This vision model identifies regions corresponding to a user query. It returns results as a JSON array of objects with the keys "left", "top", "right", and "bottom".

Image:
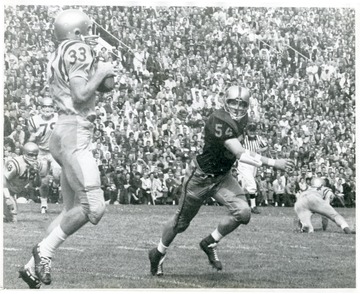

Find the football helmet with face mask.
[
  {"left": 54, "top": 9, "right": 98, "bottom": 45},
  {"left": 223, "top": 86, "right": 250, "bottom": 120},
  {"left": 22, "top": 142, "right": 39, "bottom": 167},
  {"left": 41, "top": 97, "right": 55, "bottom": 119},
  {"left": 311, "top": 177, "right": 325, "bottom": 188}
]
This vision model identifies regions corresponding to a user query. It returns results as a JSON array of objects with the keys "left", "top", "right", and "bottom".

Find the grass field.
[{"left": 2, "top": 202, "right": 356, "bottom": 290}]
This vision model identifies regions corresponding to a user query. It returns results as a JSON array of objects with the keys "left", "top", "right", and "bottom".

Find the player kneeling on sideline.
[
  {"left": 3, "top": 142, "right": 41, "bottom": 223},
  {"left": 149, "top": 86, "right": 295, "bottom": 276},
  {"left": 294, "top": 177, "right": 355, "bottom": 234}
]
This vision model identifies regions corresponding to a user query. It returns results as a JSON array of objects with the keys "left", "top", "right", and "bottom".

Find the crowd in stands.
[{"left": 3, "top": 5, "right": 356, "bottom": 207}]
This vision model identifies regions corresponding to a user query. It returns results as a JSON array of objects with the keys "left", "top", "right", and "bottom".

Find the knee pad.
[
  {"left": 82, "top": 188, "right": 105, "bottom": 225},
  {"left": 40, "top": 179, "right": 50, "bottom": 197},
  {"left": 232, "top": 205, "right": 251, "bottom": 225}
]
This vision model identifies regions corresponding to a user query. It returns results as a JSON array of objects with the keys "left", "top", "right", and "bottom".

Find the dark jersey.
[{"left": 197, "top": 109, "right": 248, "bottom": 175}]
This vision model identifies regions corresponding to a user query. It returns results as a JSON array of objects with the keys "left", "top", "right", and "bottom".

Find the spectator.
[{"left": 3, "top": 5, "right": 356, "bottom": 208}]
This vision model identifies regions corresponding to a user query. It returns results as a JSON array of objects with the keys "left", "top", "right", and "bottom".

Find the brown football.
[{"left": 97, "top": 75, "right": 115, "bottom": 93}]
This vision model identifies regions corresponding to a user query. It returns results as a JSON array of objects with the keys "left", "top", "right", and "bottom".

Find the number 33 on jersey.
[{"left": 47, "top": 40, "right": 95, "bottom": 86}]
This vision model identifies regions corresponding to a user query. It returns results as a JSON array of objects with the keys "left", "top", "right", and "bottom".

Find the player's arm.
[
  {"left": 27, "top": 117, "right": 43, "bottom": 142},
  {"left": 3, "top": 160, "right": 18, "bottom": 182},
  {"left": 70, "top": 61, "right": 115, "bottom": 103},
  {"left": 3, "top": 183, "right": 14, "bottom": 213},
  {"left": 3, "top": 161, "right": 17, "bottom": 206},
  {"left": 256, "top": 136, "right": 269, "bottom": 153},
  {"left": 224, "top": 138, "right": 294, "bottom": 171},
  {"left": 257, "top": 146, "right": 268, "bottom": 153},
  {"left": 3, "top": 176, "right": 12, "bottom": 199},
  {"left": 66, "top": 43, "right": 115, "bottom": 103},
  {"left": 30, "top": 163, "right": 42, "bottom": 188}
]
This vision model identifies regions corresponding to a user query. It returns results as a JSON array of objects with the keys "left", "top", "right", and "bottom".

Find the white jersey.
[
  {"left": 28, "top": 114, "right": 58, "bottom": 151},
  {"left": 47, "top": 39, "right": 97, "bottom": 118},
  {"left": 299, "top": 186, "right": 334, "bottom": 203},
  {"left": 4, "top": 156, "right": 41, "bottom": 194}
]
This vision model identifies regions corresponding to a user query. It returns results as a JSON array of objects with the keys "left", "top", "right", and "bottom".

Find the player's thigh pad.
[
  {"left": 53, "top": 118, "right": 105, "bottom": 224},
  {"left": 214, "top": 173, "right": 251, "bottom": 224},
  {"left": 173, "top": 194, "right": 204, "bottom": 233},
  {"left": 173, "top": 165, "right": 213, "bottom": 233}
]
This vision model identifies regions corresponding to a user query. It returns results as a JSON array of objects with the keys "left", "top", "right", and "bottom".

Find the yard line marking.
[
  {"left": 289, "top": 245, "right": 308, "bottom": 249},
  {"left": 4, "top": 247, "right": 22, "bottom": 251},
  {"left": 116, "top": 245, "right": 147, "bottom": 251},
  {"left": 59, "top": 247, "right": 84, "bottom": 252}
]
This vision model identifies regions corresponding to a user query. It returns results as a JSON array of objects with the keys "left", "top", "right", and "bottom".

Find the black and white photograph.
[{"left": 2, "top": 0, "right": 357, "bottom": 292}]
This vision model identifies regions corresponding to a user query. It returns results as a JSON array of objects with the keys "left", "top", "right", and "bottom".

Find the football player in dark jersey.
[{"left": 149, "top": 86, "right": 295, "bottom": 275}]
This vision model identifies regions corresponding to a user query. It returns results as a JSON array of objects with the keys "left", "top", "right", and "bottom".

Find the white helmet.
[
  {"left": 23, "top": 142, "right": 39, "bottom": 166},
  {"left": 41, "top": 97, "right": 55, "bottom": 118},
  {"left": 54, "top": 9, "right": 98, "bottom": 45},
  {"left": 311, "top": 177, "right": 325, "bottom": 188},
  {"left": 223, "top": 86, "right": 250, "bottom": 120}
]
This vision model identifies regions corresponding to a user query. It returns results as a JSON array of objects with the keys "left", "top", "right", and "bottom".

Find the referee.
[{"left": 237, "top": 121, "right": 268, "bottom": 213}]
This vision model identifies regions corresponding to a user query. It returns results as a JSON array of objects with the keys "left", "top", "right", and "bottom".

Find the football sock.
[
  {"left": 250, "top": 197, "right": 256, "bottom": 208},
  {"left": 211, "top": 228, "right": 223, "bottom": 242},
  {"left": 157, "top": 239, "right": 168, "bottom": 254},
  {"left": 39, "top": 225, "right": 68, "bottom": 258},
  {"left": 343, "top": 227, "right": 352, "bottom": 234},
  {"left": 40, "top": 197, "right": 48, "bottom": 209}
]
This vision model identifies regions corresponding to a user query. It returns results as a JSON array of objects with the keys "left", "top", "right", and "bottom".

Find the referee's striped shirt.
[{"left": 242, "top": 135, "right": 268, "bottom": 153}]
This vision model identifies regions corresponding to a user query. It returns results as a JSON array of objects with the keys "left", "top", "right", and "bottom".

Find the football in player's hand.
[{"left": 97, "top": 75, "right": 115, "bottom": 93}]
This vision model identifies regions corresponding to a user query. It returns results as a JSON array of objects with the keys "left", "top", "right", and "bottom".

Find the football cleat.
[
  {"left": 344, "top": 227, "right": 356, "bottom": 234},
  {"left": 32, "top": 244, "right": 52, "bottom": 285},
  {"left": 148, "top": 248, "right": 166, "bottom": 276},
  {"left": 18, "top": 267, "right": 41, "bottom": 289},
  {"left": 199, "top": 235, "right": 223, "bottom": 271},
  {"left": 156, "top": 255, "right": 166, "bottom": 276},
  {"left": 251, "top": 207, "right": 260, "bottom": 214}
]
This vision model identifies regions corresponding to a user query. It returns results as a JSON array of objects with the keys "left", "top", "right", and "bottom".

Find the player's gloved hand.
[
  {"left": 30, "top": 161, "right": 40, "bottom": 171},
  {"left": 29, "top": 165, "right": 40, "bottom": 177},
  {"left": 274, "top": 159, "right": 295, "bottom": 171}
]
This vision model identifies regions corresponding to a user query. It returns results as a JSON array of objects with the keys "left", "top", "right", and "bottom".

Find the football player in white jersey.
[
  {"left": 28, "top": 97, "right": 60, "bottom": 214},
  {"left": 294, "top": 177, "right": 355, "bottom": 234},
  {"left": 19, "top": 9, "right": 115, "bottom": 289},
  {"left": 4, "top": 142, "right": 41, "bottom": 223}
]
